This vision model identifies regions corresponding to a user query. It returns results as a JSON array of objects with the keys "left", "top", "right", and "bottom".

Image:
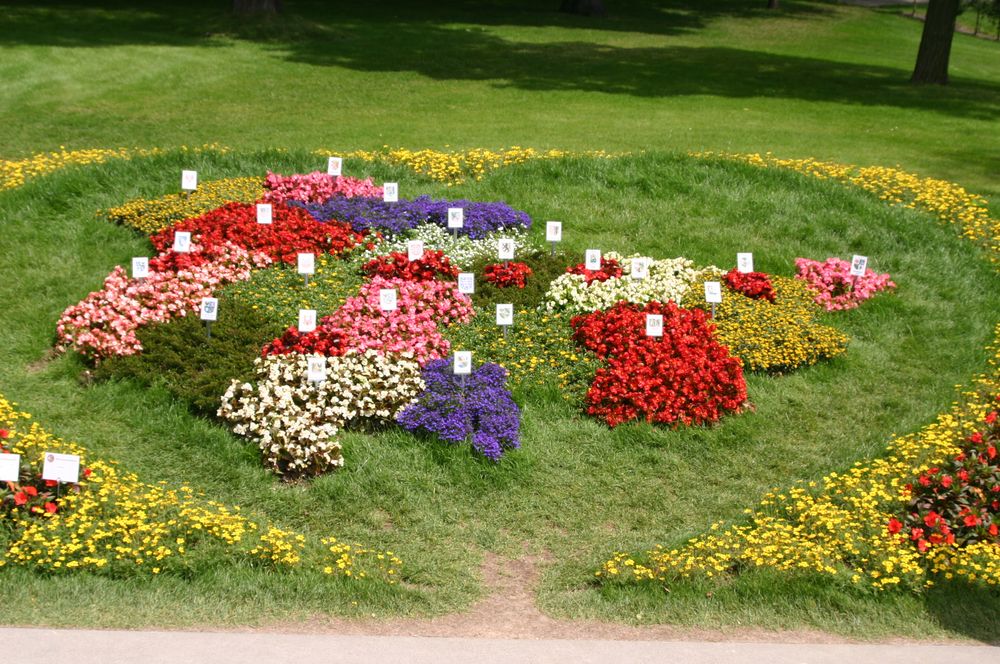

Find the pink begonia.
[
  {"left": 261, "top": 171, "right": 383, "bottom": 204},
  {"left": 56, "top": 242, "right": 271, "bottom": 361},
  {"left": 794, "top": 257, "right": 896, "bottom": 311}
]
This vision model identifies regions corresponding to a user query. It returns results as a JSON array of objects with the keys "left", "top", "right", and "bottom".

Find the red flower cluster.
[
  {"left": 262, "top": 323, "right": 347, "bottom": 357},
  {"left": 725, "top": 269, "right": 776, "bottom": 303},
  {"left": 892, "top": 403, "right": 1000, "bottom": 552},
  {"left": 567, "top": 258, "right": 623, "bottom": 284},
  {"left": 150, "top": 203, "right": 365, "bottom": 266},
  {"left": 361, "top": 250, "right": 459, "bottom": 282},
  {"left": 570, "top": 301, "right": 747, "bottom": 427},
  {"left": 483, "top": 262, "right": 533, "bottom": 289},
  {"left": 1, "top": 444, "right": 91, "bottom": 519}
]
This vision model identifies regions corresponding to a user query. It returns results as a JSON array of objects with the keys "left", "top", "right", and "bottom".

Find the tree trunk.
[
  {"left": 911, "top": 0, "right": 960, "bottom": 84},
  {"left": 767, "top": 0, "right": 780, "bottom": 9},
  {"left": 233, "top": 0, "right": 281, "bottom": 14},
  {"left": 560, "top": 0, "right": 606, "bottom": 17}
]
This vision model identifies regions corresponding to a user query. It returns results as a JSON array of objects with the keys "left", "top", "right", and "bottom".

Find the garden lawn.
[
  {"left": 0, "top": 149, "right": 998, "bottom": 640},
  {"left": 0, "top": 0, "right": 999, "bottom": 208}
]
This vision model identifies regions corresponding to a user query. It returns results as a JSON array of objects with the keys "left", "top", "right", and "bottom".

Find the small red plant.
[
  {"left": 361, "top": 250, "right": 459, "bottom": 282},
  {"left": 891, "top": 400, "right": 1000, "bottom": 553},
  {"left": 725, "top": 269, "right": 776, "bottom": 303},
  {"left": 567, "top": 257, "right": 623, "bottom": 284},
  {"left": 483, "top": 261, "right": 533, "bottom": 289},
  {"left": 571, "top": 301, "right": 747, "bottom": 428}
]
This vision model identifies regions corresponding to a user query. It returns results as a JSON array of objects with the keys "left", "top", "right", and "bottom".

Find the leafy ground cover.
[{"left": 0, "top": 148, "right": 998, "bottom": 640}]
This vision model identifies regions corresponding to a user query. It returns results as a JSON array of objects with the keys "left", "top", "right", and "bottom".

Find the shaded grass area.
[
  {"left": 1, "top": 0, "right": 999, "bottom": 202},
  {"left": 0, "top": 149, "right": 998, "bottom": 639}
]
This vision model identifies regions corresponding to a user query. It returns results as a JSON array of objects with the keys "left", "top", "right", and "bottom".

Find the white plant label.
[
  {"left": 704, "top": 281, "right": 723, "bottom": 304},
  {"left": 200, "top": 297, "right": 219, "bottom": 321},
  {"left": 447, "top": 207, "right": 464, "bottom": 229},
  {"left": 585, "top": 249, "right": 601, "bottom": 271},
  {"left": 327, "top": 156, "right": 343, "bottom": 176},
  {"left": 307, "top": 355, "right": 327, "bottom": 383},
  {"left": 631, "top": 257, "right": 649, "bottom": 280},
  {"left": 256, "top": 203, "right": 273, "bottom": 225},
  {"left": 181, "top": 170, "right": 198, "bottom": 191},
  {"left": 498, "top": 238, "right": 515, "bottom": 261},
  {"left": 496, "top": 303, "right": 514, "bottom": 326},
  {"left": 298, "top": 309, "right": 317, "bottom": 333},
  {"left": 383, "top": 182, "right": 399, "bottom": 203},
  {"left": 645, "top": 313, "right": 663, "bottom": 337},
  {"left": 131, "top": 257, "right": 149, "bottom": 280},
  {"left": 546, "top": 221, "right": 562, "bottom": 242},
  {"left": 407, "top": 240, "right": 425, "bottom": 261},
  {"left": 850, "top": 255, "right": 868, "bottom": 277},
  {"left": 0, "top": 453, "right": 20, "bottom": 482},
  {"left": 453, "top": 350, "right": 472, "bottom": 375},
  {"left": 297, "top": 253, "right": 315, "bottom": 275},
  {"left": 172, "top": 231, "right": 192, "bottom": 253},
  {"left": 379, "top": 288, "right": 397, "bottom": 311},
  {"left": 737, "top": 252, "right": 754, "bottom": 273},
  {"left": 42, "top": 452, "right": 80, "bottom": 484},
  {"left": 458, "top": 272, "right": 475, "bottom": 294}
]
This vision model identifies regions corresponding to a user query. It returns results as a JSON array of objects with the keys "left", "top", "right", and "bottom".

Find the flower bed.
[
  {"left": 795, "top": 257, "right": 896, "bottom": 311},
  {"left": 106, "top": 177, "right": 265, "bottom": 234},
  {"left": 262, "top": 171, "right": 383, "bottom": 204}
]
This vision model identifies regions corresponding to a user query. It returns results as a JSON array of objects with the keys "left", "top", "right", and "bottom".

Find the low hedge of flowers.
[
  {"left": 795, "top": 257, "right": 896, "bottom": 311},
  {"left": 0, "top": 394, "right": 402, "bottom": 580},
  {"left": 262, "top": 171, "right": 383, "bottom": 204},
  {"left": 106, "top": 177, "right": 266, "bottom": 234},
  {"left": 359, "top": 224, "right": 532, "bottom": 270}
]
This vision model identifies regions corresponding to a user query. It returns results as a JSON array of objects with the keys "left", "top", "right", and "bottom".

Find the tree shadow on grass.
[{"left": 922, "top": 581, "right": 1000, "bottom": 644}]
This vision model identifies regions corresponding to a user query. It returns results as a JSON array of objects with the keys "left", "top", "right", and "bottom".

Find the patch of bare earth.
[{"left": 256, "top": 552, "right": 950, "bottom": 644}]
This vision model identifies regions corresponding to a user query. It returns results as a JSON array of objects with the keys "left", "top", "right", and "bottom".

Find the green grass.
[
  {"left": 1, "top": 0, "right": 999, "bottom": 205},
  {"left": 1, "top": 148, "right": 998, "bottom": 640}
]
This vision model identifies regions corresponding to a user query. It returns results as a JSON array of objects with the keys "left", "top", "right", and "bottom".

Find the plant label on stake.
[
  {"left": 585, "top": 249, "right": 601, "bottom": 271},
  {"left": 645, "top": 313, "right": 663, "bottom": 338},
  {"left": 0, "top": 453, "right": 20, "bottom": 482},
  {"left": 546, "top": 221, "right": 562, "bottom": 256},
  {"left": 850, "top": 255, "right": 868, "bottom": 277},
  {"left": 307, "top": 355, "right": 327, "bottom": 383},
  {"left": 327, "top": 156, "right": 343, "bottom": 176},
  {"left": 453, "top": 350, "right": 472, "bottom": 388},
  {"left": 458, "top": 272, "right": 475, "bottom": 294},
  {"left": 496, "top": 303, "right": 513, "bottom": 339},
  {"left": 181, "top": 170, "right": 198, "bottom": 192},
  {"left": 379, "top": 288, "right": 397, "bottom": 311},
  {"left": 132, "top": 257, "right": 149, "bottom": 280},
  {"left": 448, "top": 207, "right": 464, "bottom": 238},
  {"left": 631, "top": 257, "right": 649, "bottom": 281},
  {"left": 704, "top": 281, "right": 722, "bottom": 318},
  {"left": 737, "top": 252, "right": 754, "bottom": 273},
  {"left": 298, "top": 309, "right": 317, "bottom": 333},
  {"left": 383, "top": 182, "right": 399, "bottom": 203},
  {"left": 256, "top": 203, "right": 273, "bottom": 225},
  {"left": 407, "top": 240, "right": 424, "bottom": 261},
  {"left": 297, "top": 252, "right": 315, "bottom": 287},
  {"left": 498, "top": 238, "right": 515, "bottom": 263},
  {"left": 172, "top": 231, "right": 192, "bottom": 253},
  {"left": 42, "top": 452, "right": 80, "bottom": 484},
  {"left": 200, "top": 297, "right": 218, "bottom": 338}
]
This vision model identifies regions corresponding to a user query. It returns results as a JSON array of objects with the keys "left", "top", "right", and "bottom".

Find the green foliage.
[
  {"left": 469, "top": 249, "right": 573, "bottom": 312},
  {"left": 94, "top": 296, "right": 284, "bottom": 418}
]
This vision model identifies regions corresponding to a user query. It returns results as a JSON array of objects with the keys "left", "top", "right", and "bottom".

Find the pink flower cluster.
[
  {"left": 261, "top": 171, "right": 383, "bottom": 204},
  {"left": 56, "top": 242, "right": 271, "bottom": 361},
  {"left": 264, "top": 276, "right": 473, "bottom": 364},
  {"left": 794, "top": 257, "right": 896, "bottom": 311}
]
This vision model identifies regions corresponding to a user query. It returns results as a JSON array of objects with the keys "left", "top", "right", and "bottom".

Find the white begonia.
[
  {"left": 357, "top": 223, "right": 538, "bottom": 270},
  {"left": 218, "top": 350, "right": 425, "bottom": 478},
  {"left": 541, "top": 253, "right": 712, "bottom": 314}
]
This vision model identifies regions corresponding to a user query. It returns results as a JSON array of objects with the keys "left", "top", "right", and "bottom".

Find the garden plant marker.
[
  {"left": 737, "top": 252, "right": 754, "bottom": 273},
  {"left": 646, "top": 313, "right": 663, "bottom": 338},
  {"left": 546, "top": 221, "right": 562, "bottom": 256},
  {"left": 306, "top": 355, "right": 327, "bottom": 383},
  {"left": 181, "top": 169, "right": 198, "bottom": 193},
  {"left": 585, "top": 249, "right": 601, "bottom": 271},
  {"left": 448, "top": 207, "right": 464, "bottom": 238},
  {"left": 496, "top": 303, "right": 514, "bottom": 339},
  {"left": 458, "top": 272, "right": 475, "bottom": 294},
  {"left": 172, "top": 231, "right": 192, "bottom": 253},
  {"left": 131, "top": 256, "right": 149, "bottom": 281},
  {"left": 0, "top": 453, "right": 20, "bottom": 482},
  {"left": 298, "top": 309, "right": 317, "bottom": 334},
  {"left": 327, "top": 156, "right": 343, "bottom": 176},
  {"left": 498, "top": 238, "right": 515, "bottom": 264},
  {"left": 297, "top": 252, "right": 315, "bottom": 287},
  {"left": 383, "top": 182, "right": 399, "bottom": 203},
  {"left": 256, "top": 203, "right": 272, "bottom": 225},
  {"left": 379, "top": 288, "right": 397, "bottom": 311},
  {"left": 705, "top": 281, "right": 722, "bottom": 317},
  {"left": 631, "top": 257, "right": 649, "bottom": 281},
  {"left": 200, "top": 297, "right": 218, "bottom": 338},
  {"left": 407, "top": 240, "right": 424, "bottom": 261}
]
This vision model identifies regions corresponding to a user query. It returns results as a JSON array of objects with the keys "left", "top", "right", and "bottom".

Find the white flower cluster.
[
  {"left": 542, "top": 253, "right": 709, "bottom": 314},
  {"left": 358, "top": 223, "right": 536, "bottom": 269},
  {"left": 218, "top": 350, "right": 425, "bottom": 478}
]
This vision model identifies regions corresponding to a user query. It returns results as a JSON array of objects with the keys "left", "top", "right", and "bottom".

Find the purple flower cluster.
[
  {"left": 396, "top": 358, "right": 521, "bottom": 461},
  {"left": 297, "top": 195, "right": 532, "bottom": 239}
]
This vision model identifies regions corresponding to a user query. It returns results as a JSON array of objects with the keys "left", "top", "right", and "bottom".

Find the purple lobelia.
[
  {"left": 296, "top": 195, "right": 531, "bottom": 239},
  {"left": 396, "top": 357, "right": 521, "bottom": 461}
]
